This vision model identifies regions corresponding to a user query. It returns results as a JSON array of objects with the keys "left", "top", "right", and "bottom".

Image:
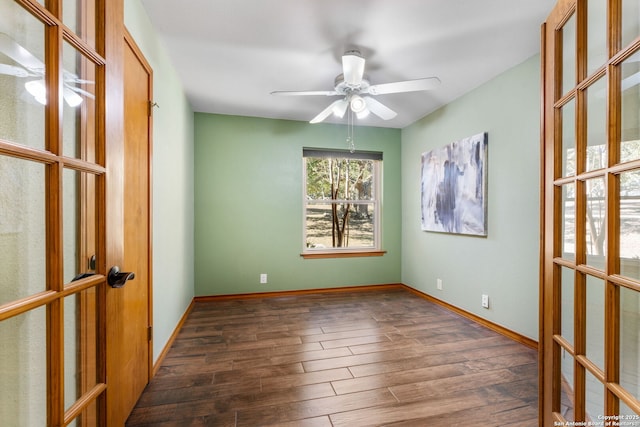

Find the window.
[{"left": 302, "top": 148, "right": 383, "bottom": 258}]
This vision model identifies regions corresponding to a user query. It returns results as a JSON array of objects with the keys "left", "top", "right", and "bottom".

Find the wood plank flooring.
[{"left": 126, "top": 288, "right": 538, "bottom": 426}]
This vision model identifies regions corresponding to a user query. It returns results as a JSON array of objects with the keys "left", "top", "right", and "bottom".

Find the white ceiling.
[{"left": 139, "top": 0, "right": 555, "bottom": 129}]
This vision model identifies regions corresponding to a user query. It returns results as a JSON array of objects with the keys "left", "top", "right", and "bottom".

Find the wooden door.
[
  {"left": 0, "top": 0, "right": 116, "bottom": 425},
  {"left": 104, "top": 32, "right": 154, "bottom": 425},
  {"left": 541, "top": 0, "right": 640, "bottom": 425}
]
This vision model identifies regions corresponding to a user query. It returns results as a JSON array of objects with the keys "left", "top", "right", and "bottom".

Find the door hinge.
[
  {"left": 148, "top": 101, "right": 159, "bottom": 117},
  {"left": 147, "top": 326, "right": 153, "bottom": 342}
]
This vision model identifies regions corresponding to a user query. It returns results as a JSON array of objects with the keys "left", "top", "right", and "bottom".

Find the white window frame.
[{"left": 301, "top": 148, "right": 383, "bottom": 258}]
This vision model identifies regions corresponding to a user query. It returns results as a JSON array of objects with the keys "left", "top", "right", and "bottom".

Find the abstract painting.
[{"left": 421, "top": 132, "right": 488, "bottom": 236}]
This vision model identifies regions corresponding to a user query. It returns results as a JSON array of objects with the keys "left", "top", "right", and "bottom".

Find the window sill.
[{"left": 300, "top": 250, "right": 386, "bottom": 259}]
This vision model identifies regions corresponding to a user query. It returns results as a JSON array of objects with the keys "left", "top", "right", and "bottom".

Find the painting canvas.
[{"left": 421, "top": 132, "right": 488, "bottom": 236}]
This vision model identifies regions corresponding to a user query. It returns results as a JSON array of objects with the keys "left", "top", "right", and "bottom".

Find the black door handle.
[{"left": 108, "top": 266, "right": 135, "bottom": 288}]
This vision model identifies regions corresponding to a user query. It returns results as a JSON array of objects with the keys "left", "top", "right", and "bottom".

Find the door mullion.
[{"left": 45, "top": 17, "right": 65, "bottom": 427}]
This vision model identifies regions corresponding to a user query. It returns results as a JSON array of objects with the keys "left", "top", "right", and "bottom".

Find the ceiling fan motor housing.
[{"left": 334, "top": 74, "right": 370, "bottom": 94}]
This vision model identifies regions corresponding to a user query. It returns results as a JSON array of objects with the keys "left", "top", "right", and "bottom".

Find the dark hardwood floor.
[{"left": 126, "top": 288, "right": 538, "bottom": 426}]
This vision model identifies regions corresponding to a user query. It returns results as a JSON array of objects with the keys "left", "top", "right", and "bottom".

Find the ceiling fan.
[
  {"left": 0, "top": 32, "right": 94, "bottom": 107},
  {"left": 271, "top": 49, "right": 440, "bottom": 124}
]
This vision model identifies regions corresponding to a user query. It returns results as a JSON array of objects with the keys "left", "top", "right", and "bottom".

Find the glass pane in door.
[
  {"left": 62, "top": 41, "right": 97, "bottom": 161},
  {"left": 0, "top": 157, "right": 46, "bottom": 306},
  {"left": 620, "top": 400, "right": 640, "bottom": 419},
  {"left": 563, "top": 14, "right": 577, "bottom": 95},
  {"left": 621, "top": 52, "right": 640, "bottom": 164},
  {"left": 620, "top": 170, "right": 640, "bottom": 280},
  {"left": 63, "top": 169, "right": 96, "bottom": 283},
  {"left": 0, "top": 0, "right": 46, "bottom": 150},
  {"left": 0, "top": 306, "right": 47, "bottom": 425},
  {"left": 586, "top": 78, "right": 607, "bottom": 171},
  {"left": 64, "top": 288, "right": 98, "bottom": 410},
  {"left": 587, "top": 0, "right": 607, "bottom": 76},
  {"left": 562, "top": 100, "right": 577, "bottom": 177},
  {"left": 562, "top": 266, "right": 576, "bottom": 347},
  {"left": 62, "top": 0, "right": 97, "bottom": 48},
  {"left": 585, "top": 177, "right": 607, "bottom": 264},
  {"left": 622, "top": 0, "right": 640, "bottom": 49},
  {"left": 585, "top": 276, "right": 605, "bottom": 370},
  {"left": 620, "top": 286, "right": 640, "bottom": 401},
  {"left": 585, "top": 369, "right": 605, "bottom": 423},
  {"left": 560, "top": 349, "right": 576, "bottom": 421},
  {"left": 563, "top": 183, "right": 577, "bottom": 259},
  {"left": 63, "top": 168, "right": 80, "bottom": 283}
]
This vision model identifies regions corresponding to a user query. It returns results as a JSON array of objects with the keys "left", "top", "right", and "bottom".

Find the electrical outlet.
[
  {"left": 260, "top": 273, "right": 267, "bottom": 284},
  {"left": 436, "top": 278, "right": 443, "bottom": 290},
  {"left": 481, "top": 294, "right": 489, "bottom": 309}
]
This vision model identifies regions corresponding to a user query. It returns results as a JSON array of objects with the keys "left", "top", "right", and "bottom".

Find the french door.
[
  {"left": 0, "top": 0, "right": 124, "bottom": 425},
  {"left": 542, "top": 0, "right": 640, "bottom": 425}
]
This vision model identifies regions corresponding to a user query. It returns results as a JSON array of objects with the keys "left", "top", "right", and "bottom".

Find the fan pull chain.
[{"left": 347, "top": 109, "right": 355, "bottom": 153}]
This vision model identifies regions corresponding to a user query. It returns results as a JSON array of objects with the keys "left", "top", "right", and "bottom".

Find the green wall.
[
  {"left": 194, "top": 114, "right": 402, "bottom": 295},
  {"left": 401, "top": 55, "right": 541, "bottom": 340},
  {"left": 125, "top": 0, "right": 195, "bottom": 363}
]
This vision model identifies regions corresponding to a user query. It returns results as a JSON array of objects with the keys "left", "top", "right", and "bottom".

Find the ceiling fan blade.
[
  {"left": 0, "top": 63, "right": 30, "bottom": 77},
  {"left": 0, "top": 33, "right": 45, "bottom": 72},
  {"left": 367, "top": 77, "right": 441, "bottom": 95},
  {"left": 271, "top": 90, "right": 339, "bottom": 96},
  {"left": 310, "top": 99, "right": 346, "bottom": 124},
  {"left": 363, "top": 96, "right": 397, "bottom": 120},
  {"left": 332, "top": 98, "right": 349, "bottom": 118},
  {"left": 342, "top": 50, "right": 365, "bottom": 86}
]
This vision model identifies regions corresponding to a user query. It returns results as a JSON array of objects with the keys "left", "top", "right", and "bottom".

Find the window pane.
[
  {"left": 585, "top": 276, "right": 605, "bottom": 370},
  {"left": 563, "top": 183, "right": 576, "bottom": 260},
  {"left": 587, "top": 0, "right": 608, "bottom": 76},
  {"left": 0, "top": 306, "right": 47, "bottom": 425},
  {"left": 305, "top": 157, "right": 374, "bottom": 201},
  {"left": 62, "top": 0, "right": 97, "bottom": 48},
  {"left": 65, "top": 288, "right": 99, "bottom": 410},
  {"left": 621, "top": 51, "right": 640, "bottom": 164},
  {"left": 0, "top": 157, "right": 46, "bottom": 306},
  {"left": 620, "top": 286, "right": 640, "bottom": 402},
  {"left": 561, "top": 266, "right": 575, "bottom": 347},
  {"left": 305, "top": 203, "right": 375, "bottom": 249},
  {"left": 620, "top": 170, "right": 640, "bottom": 280},
  {"left": 586, "top": 77, "right": 607, "bottom": 171},
  {"left": 562, "top": 99, "right": 576, "bottom": 177},
  {"left": 563, "top": 14, "right": 577, "bottom": 95},
  {"left": 62, "top": 41, "right": 97, "bottom": 161},
  {"left": 585, "top": 177, "right": 606, "bottom": 263},
  {"left": 0, "top": 0, "right": 46, "bottom": 150},
  {"left": 622, "top": 0, "right": 640, "bottom": 49}
]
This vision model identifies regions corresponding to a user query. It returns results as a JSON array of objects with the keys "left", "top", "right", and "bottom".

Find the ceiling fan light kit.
[{"left": 349, "top": 95, "right": 367, "bottom": 113}]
